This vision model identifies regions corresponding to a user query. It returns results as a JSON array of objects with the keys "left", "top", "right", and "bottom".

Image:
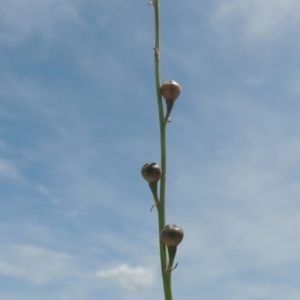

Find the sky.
[{"left": 1, "top": 0, "right": 300, "bottom": 299}]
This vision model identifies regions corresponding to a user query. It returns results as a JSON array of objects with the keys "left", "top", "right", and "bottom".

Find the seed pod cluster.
[{"left": 142, "top": 76, "right": 184, "bottom": 274}]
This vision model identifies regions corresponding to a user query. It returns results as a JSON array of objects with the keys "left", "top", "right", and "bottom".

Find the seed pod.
[
  {"left": 141, "top": 163, "right": 162, "bottom": 184},
  {"left": 161, "top": 80, "right": 181, "bottom": 102},
  {"left": 161, "top": 224, "right": 184, "bottom": 247}
]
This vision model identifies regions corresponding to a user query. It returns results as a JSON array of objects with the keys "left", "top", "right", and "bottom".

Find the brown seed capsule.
[
  {"left": 141, "top": 163, "right": 162, "bottom": 184},
  {"left": 161, "top": 80, "right": 181, "bottom": 102},
  {"left": 161, "top": 224, "right": 184, "bottom": 247}
]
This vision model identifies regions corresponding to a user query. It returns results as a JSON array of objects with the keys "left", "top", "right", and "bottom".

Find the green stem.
[{"left": 153, "top": 1, "right": 173, "bottom": 300}]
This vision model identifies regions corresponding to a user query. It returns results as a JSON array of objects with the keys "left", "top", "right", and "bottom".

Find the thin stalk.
[{"left": 153, "top": 1, "right": 173, "bottom": 300}]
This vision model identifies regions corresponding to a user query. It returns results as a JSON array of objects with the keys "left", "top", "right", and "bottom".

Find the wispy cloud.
[
  {"left": 0, "top": 0, "right": 83, "bottom": 46},
  {"left": 0, "top": 245, "right": 79, "bottom": 284},
  {"left": 97, "top": 264, "right": 156, "bottom": 291},
  {"left": 0, "top": 157, "right": 23, "bottom": 181},
  {"left": 211, "top": 0, "right": 300, "bottom": 41},
  {"left": 161, "top": 89, "right": 300, "bottom": 297}
]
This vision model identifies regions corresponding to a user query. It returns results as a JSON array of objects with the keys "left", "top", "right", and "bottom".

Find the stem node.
[
  {"left": 150, "top": 201, "right": 159, "bottom": 212},
  {"left": 153, "top": 47, "right": 160, "bottom": 57},
  {"left": 167, "top": 262, "right": 179, "bottom": 274}
]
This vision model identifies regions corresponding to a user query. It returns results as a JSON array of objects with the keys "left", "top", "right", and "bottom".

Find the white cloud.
[
  {"left": 97, "top": 264, "right": 156, "bottom": 291},
  {"left": 211, "top": 0, "right": 300, "bottom": 41},
  {"left": 0, "top": 245, "right": 79, "bottom": 284}
]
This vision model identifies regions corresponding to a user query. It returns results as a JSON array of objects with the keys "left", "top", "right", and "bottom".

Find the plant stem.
[{"left": 153, "top": 1, "right": 173, "bottom": 300}]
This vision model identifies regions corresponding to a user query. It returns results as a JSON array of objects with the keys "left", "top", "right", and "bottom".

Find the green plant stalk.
[{"left": 153, "top": 1, "right": 173, "bottom": 300}]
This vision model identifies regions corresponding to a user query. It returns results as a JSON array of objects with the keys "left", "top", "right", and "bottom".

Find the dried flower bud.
[
  {"left": 161, "top": 80, "right": 181, "bottom": 102},
  {"left": 161, "top": 224, "right": 184, "bottom": 247},
  {"left": 141, "top": 163, "right": 162, "bottom": 184}
]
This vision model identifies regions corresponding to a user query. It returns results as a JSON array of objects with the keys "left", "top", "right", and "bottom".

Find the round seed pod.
[
  {"left": 161, "top": 224, "right": 184, "bottom": 247},
  {"left": 141, "top": 163, "right": 162, "bottom": 184},
  {"left": 161, "top": 80, "right": 181, "bottom": 102}
]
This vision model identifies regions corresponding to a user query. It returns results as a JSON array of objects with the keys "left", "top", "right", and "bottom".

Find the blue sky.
[{"left": 1, "top": 0, "right": 300, "bottom": 299}]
